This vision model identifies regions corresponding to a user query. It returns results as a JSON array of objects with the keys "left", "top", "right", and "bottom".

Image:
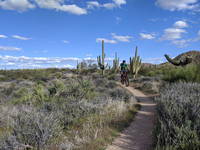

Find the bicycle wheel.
[
  {"left": 121, "top": 74, "right": 125, "bottom": 85},
  {"left": 125, "top": 76, "right": 129, "bottom": 87},
  {"left": 121, "top": 78, "right": 124, "bottom": 85}
]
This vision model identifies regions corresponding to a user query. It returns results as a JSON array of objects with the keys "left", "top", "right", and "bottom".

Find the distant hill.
[
  {"left": 160, "top": 50, "right": 200, "bottom": 66},
  {"left": 142, "top": 63, "right": 156, "bottom": 68},
  {"left": 174, "top": 51, "right": 200, "bottom": 64}
]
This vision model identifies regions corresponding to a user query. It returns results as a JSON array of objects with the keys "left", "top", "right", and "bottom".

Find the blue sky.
[{"left": 0, "top": 0, "right": 200, "bottom": 69}]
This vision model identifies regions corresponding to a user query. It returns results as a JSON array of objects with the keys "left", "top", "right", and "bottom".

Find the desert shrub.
[
  {"left": 53, "top": 72, "right": 63, "bottom": 79},
  {"left": 7, "top": 107, "right": 61, "bottom": 150},
  {"left": 154, "top": 82, "right": 200, "bottom": 150},
  {"left": 0, "top": 68, "right": 72, "bottom": 82},
  {"left": 106, "top": 72, "right": 118, "bottom": 81},
  {"left": 91, "top": 73, "right": 101, "bottom": 80},
  {"left": 13, "top": 87, "right": 30, "bottom": 99},
  {"left": 139, "top": 65, "right": 157, "bottom": 76},
  {"left": 105, "top": 81, "right": 117, "bottom": 89},
  {"left": 77, "top": 68, "right": 97, "bottom": 75},
  {"left": 133, "top": 77, "right": 162, "bottom": 94},
  {"left": 142, "top": 64, "right": 200, "bottom": 83},
  {"left": 163, "top": 65, "right": 200, "bottom": 83},
  {"left": 0, "top": 72, "right": 137, "bottom": 150},
  {"left": 11, "top": 78, "right": 97, "bottom": 105},
  {"left": 64, "top": 97, "right": 138, "bottom": 149},
  {"left": 1, "top": 83, "right": 16, "bottom": 96},
  {"left": 51, "top": 78, "right": 96, "bottom": 101},
  {"left": 93, "top": 77, "right": 108, "bottom": 87},
  {"left": 0, "top": 135, "right": 23, "bottom": 150},
  {"left": 11, "top": 84, "right": 48, "bottom": 105},
  {"left": 108, "top": 87, "right": 131, "bottom": 102},
  {"left": 57, "top": 100, "right": 101, "bottom": 129}
]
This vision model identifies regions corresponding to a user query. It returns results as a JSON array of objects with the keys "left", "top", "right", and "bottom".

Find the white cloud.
[
  {"left": 103, "top": 0, "right": 126, "bottom": 9},
  {"left": 111, "top": 33, "right": 132, "bottom": 42},
  {"left": 0, "top": 0, "right": 35, "bottom": 11},
  {"left": 170, "top": 30, "right": 200, "bottom": 47},
  {"left": 63, "top": 64, "right": 74, "bottom": 69},
  {"left": 156, "top": 0, "right": 199, "bottom": 11},
  {"left": 143, "top": 57, "right": 165, "bottom": 64},
  {"left": 96, "top": 38, "right": 117, "bottom": 44},
  {"left": 6, "top": 62, "right": 15, "bottom": 66},
  {"left": 96, "top": 33, "right": 132, "bottom": 44},
  {"left": 0, "top": 55, "right": 116, "bottom": 69},
  {"left": 160, "top": 26, "right": 200, "bottom": 47},
  {"left": 0, "top": 55, "right": 80, "bottom": 69},
  {"left": 0, "top": 34, "right": 7, "bottom": 38},
  {"left": 171, "top": 39, "right": 190, "bottom": 47},
  {"left": 159, "top": 20, "right": 193, "bottom": 47},
  {"left": 12, "top": 35, "right": 31, "bottom": 40},
  {"left": 113, "top": 0, "right": 126, "bottom": 6},
  {"left": 87, "top": 0, "right": 126, "bottom": 9},
  {"left": 174, "top": 20, "right": 188, "bottom": 28},
  {"left": 0, "top": 0, "right": 127, "bottom": 14},
  {"left": 198, "top": 30, "right": 200, "bottom": 36},
  {"left": 63, "top": 40, "right": 69, "bottom": 44},
  {"left": 59, "top": 4, "right": 87, "bottom": 15},
  {"left": 161, "top": 28, "right": 186, "bottom": 40},
  {"left": 0, "top": 46, "right": 21, "bottom": 51},
  {"left": 140, "top": 33, "right": 155, "bottom": 40},
  {"left": 87, "top": 1, "right": 100, "bottom": 9},
  {"left": 35, "top": 0, "right": 87, "bottom": 15},
  {"left": 103, "top": 3, "right": 116, "bottom": 9}
]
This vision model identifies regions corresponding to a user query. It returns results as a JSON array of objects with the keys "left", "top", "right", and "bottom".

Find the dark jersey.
[{"left": 120, "top": 63, "right": 128, "bottom": 71}]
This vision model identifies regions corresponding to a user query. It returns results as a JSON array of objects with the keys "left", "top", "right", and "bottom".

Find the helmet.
[{"left": 123, "top": 60, "right": 126, "bottom": 63}]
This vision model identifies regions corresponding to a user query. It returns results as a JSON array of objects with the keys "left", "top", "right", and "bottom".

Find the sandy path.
[{"left": 106, "top": 84, "right": 156, "bottom": 150}]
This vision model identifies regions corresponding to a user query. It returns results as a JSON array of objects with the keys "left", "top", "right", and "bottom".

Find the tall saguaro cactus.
[
  {"left": 130, "top": 46, "right": 142, "bottom": 79},
  {"left": 76, "top": 60, "right": 81, "bottom": 71},
  {"left": 113, "top": 52, "right": 119, "bottom": 72},
  {"left": 76, "top": 61, "right": 85, "bottom": 71},
  {"left": 97, "top": 40, "right": 107, "bottom": 75}
]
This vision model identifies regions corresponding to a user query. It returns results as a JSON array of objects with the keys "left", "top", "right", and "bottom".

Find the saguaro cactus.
[
  {"left": 77, "top": 60, "right": 88, "bottom": 71},
  {"left": 113, "top": 52, "right": 119, "bottom": 72},
  {"left": 76, "top": 60, "right": 81, "bottom": 71},
  {"left": 130, "top": 46, "right": 142, "bottom": 79},
  {"left": 97, "top": 40, "right": 107, "bottom": 75},
  {"left": 164, "top": 54, "right": 192, "bottom": 66}
]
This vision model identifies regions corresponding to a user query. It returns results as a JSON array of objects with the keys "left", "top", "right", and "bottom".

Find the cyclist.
[
  {"left": 120, "top": 60, "right": 129, "bottom": 85},
  {"left": 120, "top": 60, "right": 128, "bottom": 72}
]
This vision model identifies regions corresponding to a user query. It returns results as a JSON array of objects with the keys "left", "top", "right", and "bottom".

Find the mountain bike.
[{"left": 121, "top": 71, "right": 129, "bottom": 87}]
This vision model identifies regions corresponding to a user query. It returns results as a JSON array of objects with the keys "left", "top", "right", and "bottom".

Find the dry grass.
[
  {"left": 154, "top": 82, "right": 200, "bottom": 150},
  {"left": 0, "top": 69, "right": 138, "bottom": 150}
]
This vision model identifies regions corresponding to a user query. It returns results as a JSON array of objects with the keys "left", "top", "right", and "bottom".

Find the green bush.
[
  {"left": 163, "top": 65, "right": 200, "bottom": 82},
  {"left": 141, "top": 64, "right": 200, "bottom": 83},
  {"left": 154, "top": 82, "right": 200, "bottom": 150}
]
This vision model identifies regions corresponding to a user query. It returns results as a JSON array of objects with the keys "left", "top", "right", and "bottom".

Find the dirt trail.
[{"left": 106, "top": 84, "right": 157, "bottom": 150}]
